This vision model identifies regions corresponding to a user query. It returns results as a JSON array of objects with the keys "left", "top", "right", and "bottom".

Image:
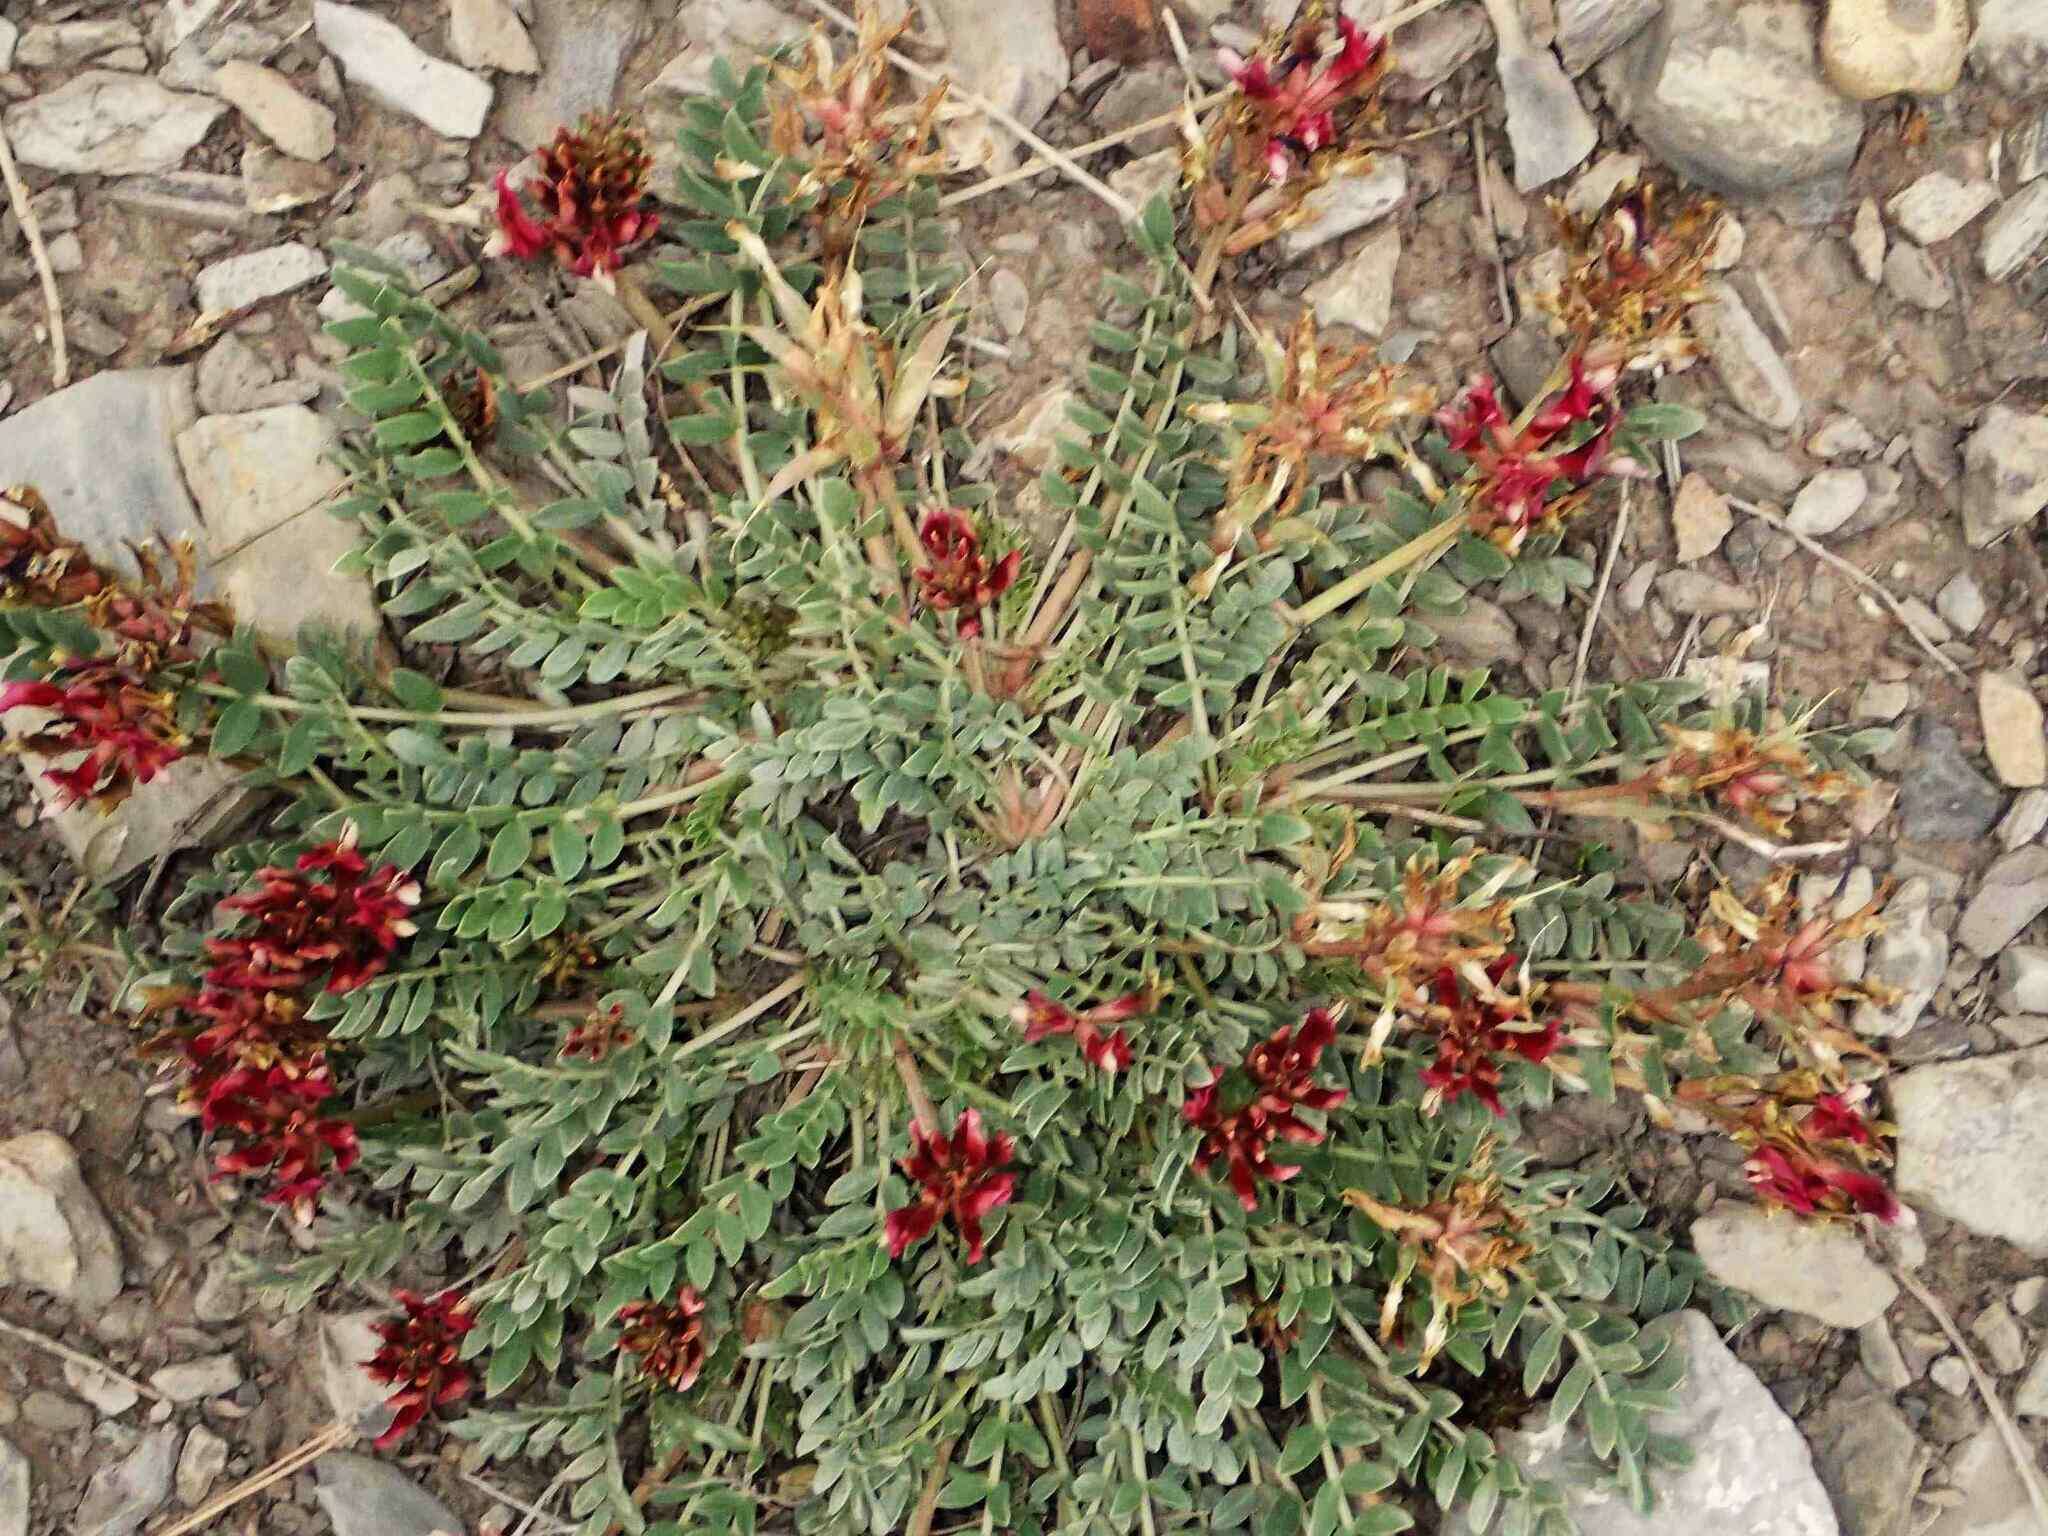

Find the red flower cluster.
[
  {"left": 617, "top": 1286, "right": 710, "bottom": 1391},
  {"left": 913, "top": 509, "right": 1020, "bottom": 639},
  {"left": 365, "top": 1289, "right": 477, "bottom": 1448},
  {"left": 1185, "top": 1009, "right": 1347, "bottom": 1211},
  {"left": 206, "top": 829, "right": 421, "bottom": 995},
  {"left": 204, "top": 1066, "right": 360, "bottom": 1226},
  {"left": 488, "top": 111, "right": 659, "bottom": 281},
  {"left": 1221, "top": 16, "right": 1383, "bottom": 183},
  {"left": 1417, "top": 958, "right": 1561, "bottom": 1117},
  {"left": 1012, "top": 988, "right": 1146, "bottom": 1073},
  {"left": 1436, "top": 358, "right": 1644, "bottom": 545},
  {"left": 886, "top": 1109, "right": 1018, "bottom": 1264},
  {"left": 0, "top": 673, "right": 187, "bottom": 814},
  {"left": 1744, "top": 1085, "right": 1899, "bottom": 1223}
]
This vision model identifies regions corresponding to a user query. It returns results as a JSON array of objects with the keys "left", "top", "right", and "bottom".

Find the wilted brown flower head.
[
  {"left": 1346, "top": 1156, "right": 1530, "bottom": 1367},
  {"left": 1, "top": 485, "right": 107, "bottom": 608},
  {"left": 1655, "top": 721, "right": 1851, "bottom": 838},
  {"left": 617, "top": 1286, "right": 710, "bottom": 1391},
  {"left": 561, "top": 1004, "right": 636, "bottom": 1061},
  {"left": 1300, "top": 852, "right": 1517, "bottom": 997},
  {"left": 1539, "top": 180, "right": 1721, "bottom": 376}
]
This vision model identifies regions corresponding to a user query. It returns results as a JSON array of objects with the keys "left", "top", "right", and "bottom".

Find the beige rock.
[
  {"left": 1669, "top": 471, "right": 1732, "bottom": 562},
  {"left": 213, "top": 61, "right": 336, "bottom": 162},
  {"left": 1820, "top": 0, "right": 1969, "bottom": 99},
  {"left": 1851, "top": 197, "right": 1886, "bottom": 283},
  {"left": 1981, "top": 670, "right": 2047, "bottom": 788},
  {"left": 449, "top": 0, "right": 539, "bottom": 73}
]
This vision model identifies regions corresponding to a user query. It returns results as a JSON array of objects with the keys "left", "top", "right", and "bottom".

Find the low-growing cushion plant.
[{"left": 0, "top": 9, "right": 1905, "bottom": 1536}]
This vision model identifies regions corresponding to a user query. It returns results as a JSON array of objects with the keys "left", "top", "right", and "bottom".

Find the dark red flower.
[
  {"left": 913, "top": 509, "right": 1020, "bottom": 638},
  {"left": 486, "top": 112, "right": 659, "bottom": 280},
  {"left": 617, "top": 1286, "right": 709, "bottom": 1391},
  {"left": 1, "top": 669, "right": 187, "bottom": 814},
  {"left": 202, "top": 1064, "right": 359, "bottom": 1225},
  {"left": 1011, "top": 988, "right": 1145, "bottom": 1073},
  {"left": 1417, "top": 957, "right": 1560, "bottom": 1117},
  {"left": 1435, "top": 356, "right": 1644, "bottom": 542},
  {"left": 1745, "top": 1145, "right": 1899, "bottom": 1224},
  {"left": 1185, "top": 1009, "right": 1347, "bottom": 1211},
  {"left": 886, "top": 1109, "right": 1017, "bottom": 1264},
  {"left": 364, "top": 1290, "right": 477, "bottom": 1449},
  {"left": 205, "top": 827, "right": 419, "bottom": 995},
  {"left": 1221, "top": 16, "right": 1384, "bottom": 183}
]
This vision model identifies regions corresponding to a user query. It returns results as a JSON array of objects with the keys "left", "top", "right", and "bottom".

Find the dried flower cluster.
[
  {"left": 1417, "top": 957, "right": 1562, "bottom": 1116},
  {"left": 617, "top": 1286, "right": 711, "bottom": 1391},
  {"left": 489, "top": 111, "right": 659, "bottom": 281}
]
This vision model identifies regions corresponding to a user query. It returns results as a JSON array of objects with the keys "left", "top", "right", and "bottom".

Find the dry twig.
[
  {"left": 149, "top": 1421, "right": 353, "bottom": 1536},
  {"left": 0, "top": 1316, "right": 164, "bottom": 1403},
  {"left": 1670, "top": 811, "right": 1848, "bottom": 864},
  {"left": 1568, "top": 481, "right": 1632, "bottom": 703},
  {"left": 0, "top": 122, "right": 68, "bottom": 388},
  {"left": 1729, "top": 498, "right": 1967, "bottom": 680}
]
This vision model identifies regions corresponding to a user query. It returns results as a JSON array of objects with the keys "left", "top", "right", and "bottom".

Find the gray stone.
[
  {"left": 1929, "top": 1353, "right": 1969, "bottom": 1394},
  {"left": 1923, "top": 1425, "right": 2039, "bottom": 1536},
  {"left": 244, "top": 144, "right": 341, "bottom": 214},
  {"left": 0, "top": 1438, "right": 25, "bottom": 1536},
  {"left": 498, "top": 0, "right": 644, "bottom": 147},
  {"left": 1887, "top": 172, "right": 1997, "bottom": 245},
  {"left": 1996, "top": 947, "right": 2048, "bottom": 1013},
  {"left": 1850, "top": 197, "right": 1886, "bottom": 283},
  {"left": 1497, "top": 47, "right": 1598, "bottom": 191},
  {"left": 989, "top": 384, "right": 1078, "bottom": 474},
  {"left": 1896, "top": 717, "right": 2002, "bottom": 841},
  {"left": 1092, "top": 63, "right": 1183, "bottom": 137},
  {"left": 1428, "top": 595, "right": 1521, "bottom": 664},
  {"left": 925, "top": 0, "right": 1067, "bottom": 174},
  {"left": 2016, "top": 1351, "right": 2048, "bottom": 1416},
  {"left": 1489, "top": 314, "right": 1566, "bottom": 408},
  {"left": 15, "top": 20, "right": 143, "bottom": 68},
  {"left": 1386, "top": 4, "right": 1490, "bottom": 96},
  {"left": 1808, "top": 413, "right": 1880, "bottom": 459},
  {"left": 1691, "top": 1206, "right": 1896, "bottom": 1326},
  {"left": 191, "top": 1255, "right": 247, "bottom": 1323},
  {"left": 214, "top": 61, "right": 337, "bottom": 162},
  {"left": 1980, "top": 672, "right": 2047, "bottom": 791},
  {"left": 0, "top": 18, "right": 15, "bottom": 72},
  {"left": 314, "top": 1454, "right": 461, "bottom": 1536},
  {"left": 1565, "top": 152, "right": 1646, "bottom": 221},
  {"left": 194, "top": 241, "right": 329, "bottom": 314},
  {"left": 0, "top": 1133, "right": 123, "bottom": 1310},
  {"left": 1935, "top": 571, "right": 1986, "bottom": 636},
  {"left": 195, "top": 335, "right": 276, "bottom": 415},
  {"left": 158, "top": 19, "right": 287, "bottom": 94},
  {"left": 75, "top": 1427, "right": 179, "bottom": 1536},
  {"left": 1851, "top": 876, "right": 1947, "bottom": 1037},
  {"left": 1883, "top": 241, "right": 1950, "bottom": 309},
  {"left": 148, "top": 1353, "right": 241, "bottom": 1403},
  {"left": 1961, "top": 404, "right": 2048, "bottom": 547},
  {"left": 3, "top": 72, "right": 228, "bottom": 176},
  {"left": 176, "top": 407, "right": 378, "bottom": 642},
  {"left": 1822, "top": 0, "right": 1970, "bottom": 99},
  {"left": 1655, "top": 568, "right": 1755, "bottom": 616},
  {"left": 320, "top": 1313, "right": 398, "bottom": 1439},
  {"left": 1787, "top": 467, "right": 1868, "bottom": 536},
  {"left": 63, "top": 1358, "right": 139, "bottom": 1416},
  {"left": 987, "top": 267, "right": 1029, "bottom": 338},
  {"left": 102, "top": 170, "right": 264, "bottom": 231},
  {"left": 1304, "top": 226, "right": 1400, "bottom": 337},
  {"left": 1894, "top": 1043, "right": 2048, "bottom": 1253},
  {"left": 1958, "top": 845, "right": 2048, "bottom": 954},
  {"left": 22, "top": 1392, "right": 90, "bottom": 1434},
  {"left": 1970, "top": 0, "right": 2048, "bottom": 95},
  {"left": 1970, "top": 1301, "right": 2027, "bottom": 1374},
  {"left": 1108, "top": 147, "right": 1181, "bottom": 210},
  {"left": 1278, "top": 159, "right": 1409, "bottom": 258},
  {"left": 1998, "top": 787, "right": 2048, "bottom": 850},
  {"left": 1857, "top": 1317, "right": 1914, "bottom": 1390},
  {"left": 654, "top": 0, "right": 806, "bottom": 99},
  {"left": 1981, "top": 181, "right": 2048, "bottom": 283},
  {"left": 312, "top": 2, "right": 492, "bottom": 139},
  {"left": 1556, "top": 0, "right": 1663, "bottom": 72},
  {"left": 2016, "top": 111, "right": 2048, "bottom": 186},
  {"left": 1694, "top": 280, "right": 1801, "bottom": 429},
  {"left": 1808, "top": 1384, "right": 1929, "bottom": 1536},
  {"left": 1606, "top": 0, "right": 1864, "bottom": 216},
  {"left": 1994, "top": 1014, "right": 2048, "bottom": 1045},
  {"left": 1464, "top": 1311, "right": 1837, "bottom": 1536},
  {"left": 1857, "top": 681, "right": 1911, "bottom": 721},
  {"left": 174, "top": 1426, "right": 227, "bottom": 1508},
  {"left": 450, "top": 0, "right": 539, "bottom": 74}
]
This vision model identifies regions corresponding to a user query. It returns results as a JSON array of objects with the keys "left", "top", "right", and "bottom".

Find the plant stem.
[{"left": 208, "top": 682, "right": 699, "bottom": 729}]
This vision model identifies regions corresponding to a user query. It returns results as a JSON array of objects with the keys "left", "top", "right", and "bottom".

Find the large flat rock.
[{"left": 1893, "top": 1044, "right": 2048, "bottom": 1254}]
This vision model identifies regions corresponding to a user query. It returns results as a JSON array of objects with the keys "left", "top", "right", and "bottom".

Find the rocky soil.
[{"left": 2, "top": 0, "right": 2048, "bottom": 1533}]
